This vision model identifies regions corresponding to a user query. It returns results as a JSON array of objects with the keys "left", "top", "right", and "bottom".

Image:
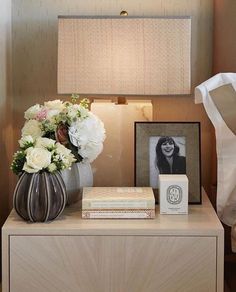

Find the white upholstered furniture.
[{"left": 2, "top": 190, "right": 223, "bottom": 292}]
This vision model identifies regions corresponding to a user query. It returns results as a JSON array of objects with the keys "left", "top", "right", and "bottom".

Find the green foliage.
[
  {"left": 71, "top": 93, "right": 80, "bottom": 104},
  {"left": 41, "top": 120, "right": 57, "bottom": 139},
  {"left": 21, "top": 141, "right": 34, "bottom": 150},
  {"left": 71, "top": 94, "right": 90, "bottom": 109},
  {"left": 67, "top": 140, "right": 83, "bottom": 163},
  {"left": 80, "top": 98, "right": 90, "bottom": 109},
  {"left": 11, "top": 151, "right": 26, "bottom": 175}
]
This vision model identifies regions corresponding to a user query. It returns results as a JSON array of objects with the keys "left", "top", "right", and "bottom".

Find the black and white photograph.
[
  {"left": 149, "top": 136, "right": 186, "bottom": 188},
  {"left": 135, "top": 122, "right": 201, "bottom": 203}
]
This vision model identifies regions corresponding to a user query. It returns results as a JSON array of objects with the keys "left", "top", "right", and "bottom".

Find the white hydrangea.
[
  {"left": 68, "top": 112, "right": 106, "bottom": 162},
  {"left": 78, "top": 142, "right": 103, "bottom": 163},
  {"left": 21, "top": 120, "right": 43, "bottom": 139},
  {"left": 19, "top": 135, "right": 34, "bottom": 148},
  {"left": 23, "top": 147, "right": 51, "bottom": 173},
  {"left": 24, "top": 104, "right": 42, "bottom": 120}
]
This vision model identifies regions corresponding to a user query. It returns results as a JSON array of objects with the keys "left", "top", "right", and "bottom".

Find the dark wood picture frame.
[{"left": 135, "top": 122, "right": 201, "bottom": 204}]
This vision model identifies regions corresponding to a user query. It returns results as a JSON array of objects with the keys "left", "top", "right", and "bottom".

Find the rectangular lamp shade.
[{"left": 58, "top": 16, "right": 191, "bottom": 95}]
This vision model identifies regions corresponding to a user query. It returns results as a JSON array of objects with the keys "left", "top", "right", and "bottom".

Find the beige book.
[
  {"left": 82, "top": 187, "right": 155, "bottom": 210},
  {"left": 82, "top": 209, "right": 155, "bottom": 219}
]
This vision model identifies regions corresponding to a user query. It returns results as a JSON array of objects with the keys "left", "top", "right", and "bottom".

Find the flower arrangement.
[
  {"left": 20, "top": 96, "right": 106, "bottom": 164},
  {"left": 11, "top": 137, "right": 76, "bottom": 174}
]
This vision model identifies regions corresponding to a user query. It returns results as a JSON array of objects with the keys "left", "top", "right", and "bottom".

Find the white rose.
[
  {"left": 19, "top": 135, "right": 34, "bottom": 148},
  {"left": 35, "top": 137, "right": 55, "bottom": 149},
  {"left": 24, "top": 104, "right": 42, "bottom": 120},
  {"left": 21, "top": 120, "right": 43, "bottom": 139},
  {"left": 55, "top": 143, "right": 76, "bottom": 167},
  {"left": 44, "top": 100, "right": 64, "bottom": 111},
  {"left": 46, "top": 109, "right": 61, "bottom": 120},
  {"left": 56, "top": 143, "right": 72, "bottom": 157},
  {"left": 23, "top": 147, "right": 51, "bottom": 173}
]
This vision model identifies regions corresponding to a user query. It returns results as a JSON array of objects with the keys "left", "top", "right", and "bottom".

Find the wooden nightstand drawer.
[{"left": 10, "top": 235, "right": 216, "bottom": 292}]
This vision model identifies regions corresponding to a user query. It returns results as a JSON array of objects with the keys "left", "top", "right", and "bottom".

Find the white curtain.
[{"left": 195, "top": 73, "right": 236, "bottom": 227}]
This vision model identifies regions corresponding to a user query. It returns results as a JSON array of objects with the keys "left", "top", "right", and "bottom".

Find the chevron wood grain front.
[{"left": 10, "top": 235, "right": 216, "bottom": 292}]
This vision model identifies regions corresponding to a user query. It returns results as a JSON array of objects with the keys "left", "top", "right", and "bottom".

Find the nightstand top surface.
[{"left": 3, "top": 189, "right": 223, "bottom": 236}]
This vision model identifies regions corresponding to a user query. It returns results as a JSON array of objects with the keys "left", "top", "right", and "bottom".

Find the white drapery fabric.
[
  {"left": 195, "top": 73, "right": 236, "bottom": 227},
  {"left": 195, "top": 73, "right": 236, "bottom": 252}
]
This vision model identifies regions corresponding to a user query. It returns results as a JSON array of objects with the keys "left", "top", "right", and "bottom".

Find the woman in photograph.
[{"left": 155, "top": 136, "right": 186, "bottom": 174}]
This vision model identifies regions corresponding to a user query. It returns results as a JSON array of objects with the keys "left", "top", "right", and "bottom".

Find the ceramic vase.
[
  {"left": 13, "top": 172, "right": 67, "bottom": 222},
  {"left": 60, "top": 162, "right": 93, "bottom": 205}
]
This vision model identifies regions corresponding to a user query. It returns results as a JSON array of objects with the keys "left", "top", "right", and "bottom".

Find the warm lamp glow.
[{"left": 91, "top": 99, "right": 153, "bottom": 187}]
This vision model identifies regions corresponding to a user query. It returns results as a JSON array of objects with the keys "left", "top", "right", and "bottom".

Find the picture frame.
[{"left": 135, "top": 122, "right": 201, "bottom": 204}]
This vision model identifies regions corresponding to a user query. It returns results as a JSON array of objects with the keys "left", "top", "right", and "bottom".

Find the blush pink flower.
[{"left": 36, "top": 108, "right": 48, "bottom": 121}]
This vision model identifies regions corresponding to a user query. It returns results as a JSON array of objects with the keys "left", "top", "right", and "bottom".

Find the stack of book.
[{"left": 82, "top": 187, "right": 155, "bottom": 219}]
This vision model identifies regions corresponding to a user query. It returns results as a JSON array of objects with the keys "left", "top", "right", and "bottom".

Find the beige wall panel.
[
  {"left": 0, "top": 0, "right": 13, "bottom": 276},
  {"left": 12, "top": 0, "right": 213, "bottom": 192},
  {"left": 214, "top": 0, "right": 236, "bottom": 73}
]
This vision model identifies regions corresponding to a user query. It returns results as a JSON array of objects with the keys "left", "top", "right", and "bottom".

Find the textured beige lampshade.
[{"left": 58, "top": 16, "right": 191, "bottom": 95}]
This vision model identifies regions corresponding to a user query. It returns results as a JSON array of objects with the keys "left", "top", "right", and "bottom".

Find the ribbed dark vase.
[{"left": 13, "top": 172, "right": 67, "bottom": 222}]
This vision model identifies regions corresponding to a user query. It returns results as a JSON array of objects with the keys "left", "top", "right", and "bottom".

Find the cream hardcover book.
[
  {"left": 82, "top": 187, "right": 155, "bottom": 219},
  {"left": 82, "top": 209, "right": 155, "bottom": 219}
]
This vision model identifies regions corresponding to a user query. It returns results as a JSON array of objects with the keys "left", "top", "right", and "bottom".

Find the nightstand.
[{"left": 2, "top": 190, "right": 224, "bottom": 292}]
